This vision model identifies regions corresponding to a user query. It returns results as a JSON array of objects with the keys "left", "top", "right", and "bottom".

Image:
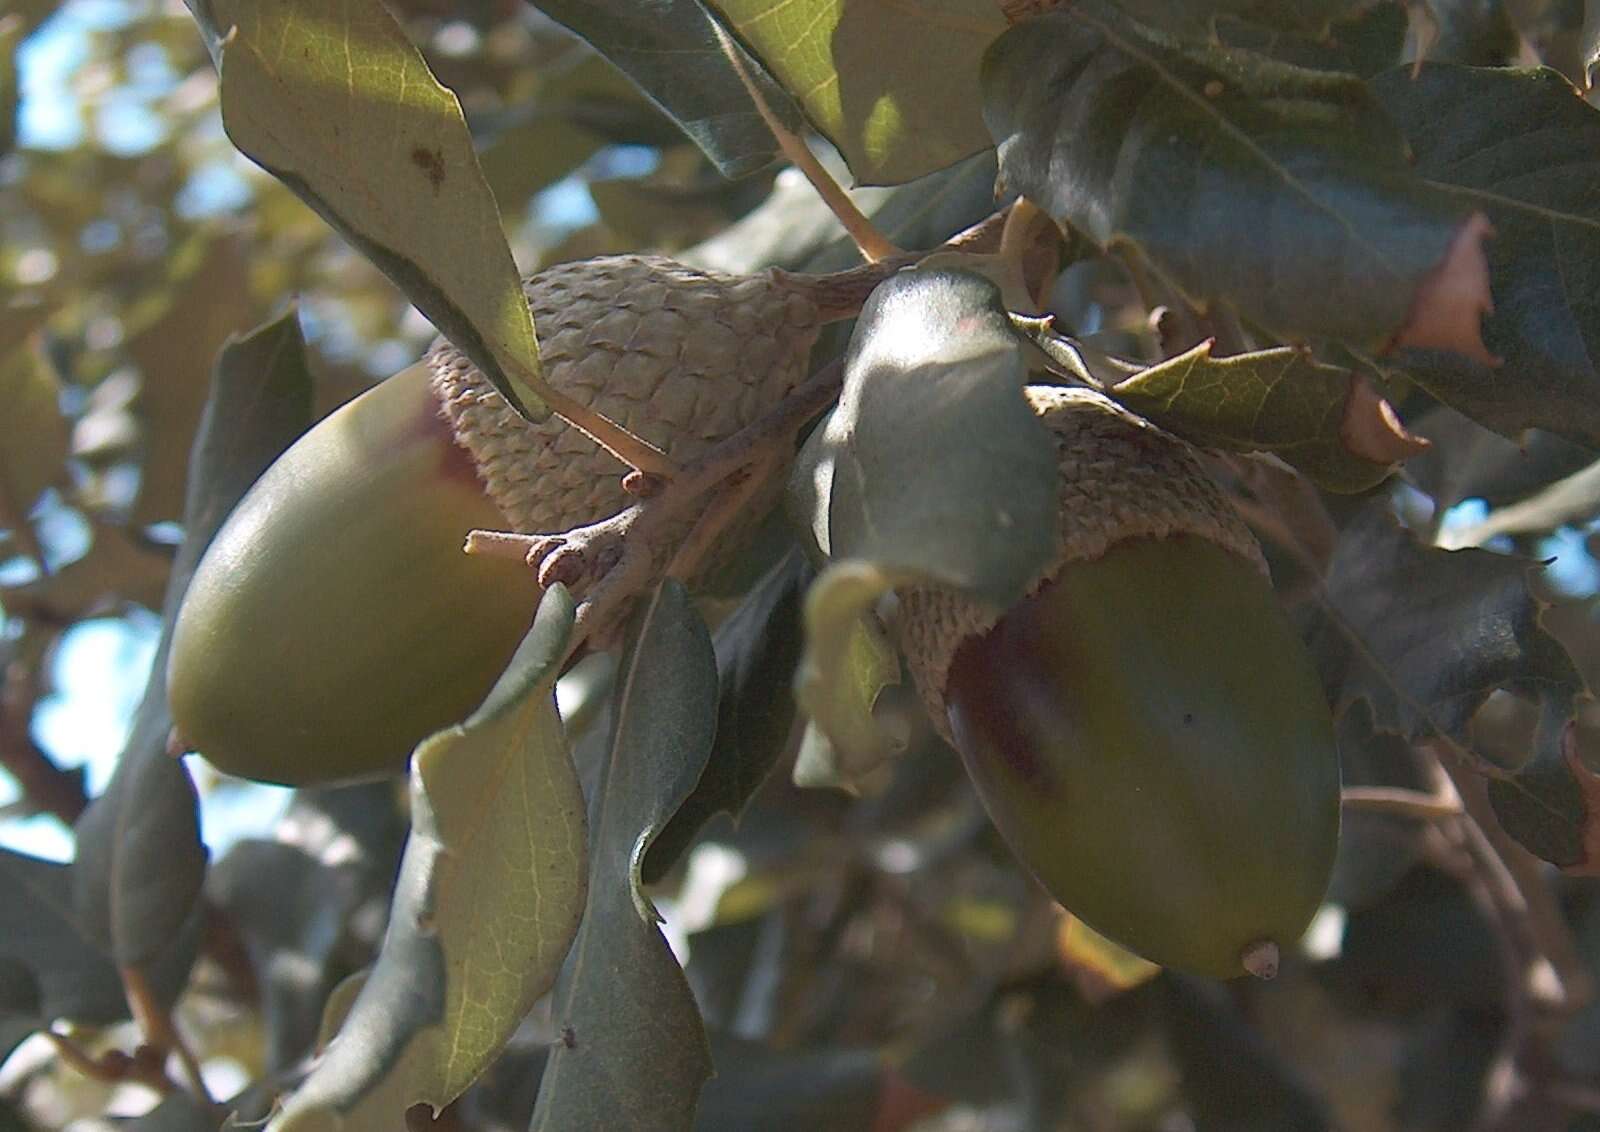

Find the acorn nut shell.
[{"left": 167, "top": 360, "right": 539, "bottom": 787}]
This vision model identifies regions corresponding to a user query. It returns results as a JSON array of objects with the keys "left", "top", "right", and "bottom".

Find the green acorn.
[
  {"left": 899, "top": 388, "right": 1340, "bottom": 979},
  {"left": 167, "top": 359, "right": 538, "bottom": 786},
  {"left": 169, "top": 256, "right": 822, "bottom": 786}
]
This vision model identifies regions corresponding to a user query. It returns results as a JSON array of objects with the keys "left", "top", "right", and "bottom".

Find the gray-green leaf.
[
  {"left": 531, "top": 581, "right": 717, "bottom": 1132},
  {"left": 788, "top": 269, "right": 1056, "bottom": 777},
  {"left": 706, "top": 0, "right": 1006, "bottom": 185},
  {"left": 528, "top": 0, "right": 805, "bottom": 179},
  {"left": 807, "top": 269, "right": 1057, "bottom": 605},
  {"left": 271, "top": 584, "right": 586, "bottom": 1128},
  {"left": 216, "top": 0, "right": 547, "bottom": 419},
  {"left": 73, "top": 310, "right": 314, "bottom": 985}
]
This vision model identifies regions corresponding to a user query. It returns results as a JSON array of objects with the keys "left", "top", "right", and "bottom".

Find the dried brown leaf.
[
  {"left": 6, "top": 524, "right": 172, "bottom": 620},
  {"left": 1341, "top": 373, "right": 1432, "bottom": 466},
  {"left": 1387, "top": 211, "right": 1499, "bottom": 365}
]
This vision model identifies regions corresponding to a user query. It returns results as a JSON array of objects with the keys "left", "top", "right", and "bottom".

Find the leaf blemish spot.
[{"left": 411, "top": 146, "right": 446, "bottom": 192}]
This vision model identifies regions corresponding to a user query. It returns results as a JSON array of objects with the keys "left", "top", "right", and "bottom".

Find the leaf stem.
[
  {"left": 533, "top": 380, "right": 679, "bottom": 480},
  {"left": 711, "top": 22, "right": 899, "bottom": 263},
  {"left": 999, "top": 197, "right": 1046, "bottom": 264}
]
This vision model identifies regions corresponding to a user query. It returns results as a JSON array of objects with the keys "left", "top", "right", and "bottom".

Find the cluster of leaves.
[{"left": 10, "top": 0, "right": 1600, "bottom": 1129}]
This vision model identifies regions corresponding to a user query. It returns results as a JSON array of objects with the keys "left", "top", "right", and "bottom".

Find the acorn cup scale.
[
  {"left": 168, "top": 255, "right": 823, "bottom": 787},
  {"left": 899, "top": 388, "right": 1341, "bottom": 980}
]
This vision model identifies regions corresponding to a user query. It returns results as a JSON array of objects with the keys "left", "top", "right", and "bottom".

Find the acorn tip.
[{"left": 1241, "top": 939, "right": 1280, "bottom": 980}]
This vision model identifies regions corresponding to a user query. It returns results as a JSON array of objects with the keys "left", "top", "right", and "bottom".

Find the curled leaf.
[
  {"left": 794, "top": 561, "right": 905, "bottom": 786},
  {"left": 1369, "top": 64, "right": 1600, "bottom": 444},
  {"left": 787, "top": 269, "right": 1056, "bottom": 776},
  {"left": 1064, "top": 333, "right": 1424, "bottom": 492}
]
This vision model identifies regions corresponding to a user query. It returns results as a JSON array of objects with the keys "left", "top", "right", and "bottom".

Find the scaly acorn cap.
[
  {"left": 898, "top": 385, "right": 1266, "bottom": 739},
  {"left": 428, "top": 255, "right": 823, "bottom": 537}
]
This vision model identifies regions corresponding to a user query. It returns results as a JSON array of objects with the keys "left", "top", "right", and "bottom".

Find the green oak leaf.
[
  {"left": 215, "top": 0, "right": 548, "bottom": 419},
  {"left": 1035, "top": 332, "right": 1419, "bottom": 493},
  {"left": 531, "top": 581, "right": 717, "bottom": 1131},
  {"left": 708, "top": 0, "right": 1006, "bottom": 185},
  {"left": 982, "top": 3, "right": 1480, "bottom": 352},
  {"left": 271, "top": 585, "right": 587, "bottom": 1129}
]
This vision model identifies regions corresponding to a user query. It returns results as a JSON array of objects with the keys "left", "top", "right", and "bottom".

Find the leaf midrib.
[{"left": 1069, "top": 4, "right": 1412, "bottom": 282}]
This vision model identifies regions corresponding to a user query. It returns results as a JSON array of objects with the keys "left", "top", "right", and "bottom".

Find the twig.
[
  {"left": 1441, "top": 754, "right": 1594, "bottom": 1013},
  {"left": 0, "top": 656, "right": 90, "bottom": 824},
  {"left": 1117, "top": 250, "right": 1199, "bottom": 359},
  {"left": 44, "top": 1030, "right": 177, "bottom": 1095},
  {"left": 711, "top": 21, "right": 899, "bottom": 263},
  {"left": 123, "top": 965, "right": 217, "bottom": 1108},
  {"left": 472, "top": 357, "right": 847, "bottom": 655},
  {"left": 1411, "top": 741, "right": 1595, "bottom": 1127},
  {"left": 575, "top": 351, "right": 842, "bottom": 646},
  {"left": 1419, "top": 817, "right": 1529, "bottom": 1132},
  {"left": 666, "top": 449, "right": 785, "bottom": 582},
  {"left": 1546, "top": 1078, "right": 1600, "bottom": 1114}
]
